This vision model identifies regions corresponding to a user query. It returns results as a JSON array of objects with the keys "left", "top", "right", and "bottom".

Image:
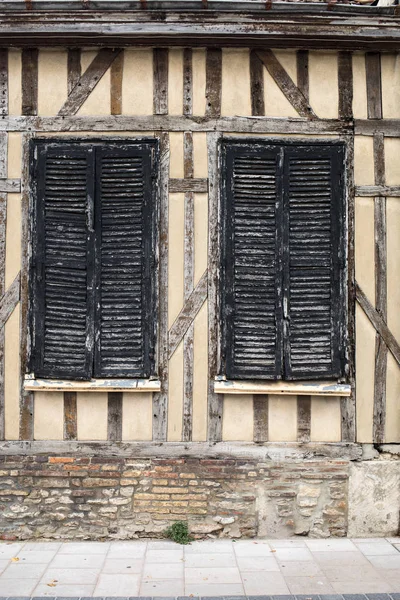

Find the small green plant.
[{"left": 164, "top": 520, "right": 193, "bottom": 545}]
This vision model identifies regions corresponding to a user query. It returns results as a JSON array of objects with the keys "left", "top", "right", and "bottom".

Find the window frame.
[
  {"left": 219, "top": 137, "right": 349, "bottom": 383},
  {"left": 28, "top": 137, "right": 160, "bottom": 382}
]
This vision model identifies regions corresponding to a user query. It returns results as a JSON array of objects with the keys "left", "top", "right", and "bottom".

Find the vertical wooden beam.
[
  {"left": 296, "top": 50, "right": 309, "bottom": 103},
  {"left": 21, "top": 48, "right": 38, "bottom": 116},
  {"left": 183, "top": 53, "right": 194, "bottom": 442},
  {"left": 297, "top": 395, "right": 311, "bottom": 443},
  {"left": 207, "top": 131, "right": 222, "bottom": 442},
  {"left": 64, "top": 391, "right": 77, "bottom": 440},
  {"left": 338, "top": 51, "right": 353, "bottom": 121},
  {"left": 183, "top": 48, "right": 193, "bottom": 117},
  {"left": 153, "top": 131, "right": 170, "bottom": 441},
  {"left": 67, "top": 48, "right": 81, "bottom": 96},
  {"left": 0, "top": 130, "right": 7, "bottom": 441},
  {"left": 110, "top": 50, "right": 124, "bottom": 116},
  {"left": 366, "top": 53, "right": 383, "bottom": 120},
  {"left": 0, "top": 49, "right": 8, "bottom": 117},
  {"left": 108, "top": 392, "right": 123, "bottom": 441},
  {"left": 153, "top": 48, "right": 169, "bottom": 116},
  {"left": 250, "top": 50, "right": 265, "bottom": 117},
  {"left": 19, "top": 133, "right": 33, "bottom": 440},
  {"left": 205, "top": 48, "right": 222, "bottom": 118},
  {"left": 253, "top": 395, "right": 268, "bottom": 443},
  {"left": 342, "top": 133, "right": 356, "bottom": 443}
]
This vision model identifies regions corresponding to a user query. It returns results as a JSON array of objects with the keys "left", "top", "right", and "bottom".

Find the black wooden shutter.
[
  {"left": 222, "top": 144, "right": 283, "bottom": 379},
  {"left": 94, "top": 144, "right": 155, "bottom": 378},
  {"left": 283, "top": 145, "right": 345, "bottom": 379},
  {"left": 32, "top": 143, "right": 95, "bottom": 379}
]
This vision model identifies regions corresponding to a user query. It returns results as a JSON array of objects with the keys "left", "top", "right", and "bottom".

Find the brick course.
[{"left": 0, "top": 455, "right": 349, "bottom": 540}]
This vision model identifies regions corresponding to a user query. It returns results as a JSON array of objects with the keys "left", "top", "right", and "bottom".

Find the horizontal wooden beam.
[
  {"left": 214, "top": 379, "right": 351, "bottom": 397},
  {"left": 0, "top": 179, "right": 21, "bottom": 193},
  {"left": 356, "top": 282, "right": 400, "bottom": 368},
  {"left": 356, "top": 185, "right": 400, "bottom": 198},
  {"left": 0, "top": 439, "right": 363, "bottom": 461},
  {"left": 169, "top": 178, "right": 208, "bottom": 193},
  {"left": 0, "top": 115, "right": 352, "bottom": 134},
  {"left": 0, "top": 272, "right": 20, "bottom": 327},
  {"left": 355, "top": 119, "right": 400, "bottom": 137},
  {"left": 24, "top": 377, "right": 161, "bottom": 393},
  {"left": 168, "top": 270, "right": 208, "bottom": 359}
]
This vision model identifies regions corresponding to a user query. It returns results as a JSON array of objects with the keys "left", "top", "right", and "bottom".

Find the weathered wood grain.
[
  {"left": 366, "top": 52, "right": 382, "bottom": 120},
  {"left": 108, "top": 392, "right": 123, "bottom": 441},
  {"left": 183, "top": 131, "right": 194, "bottom": 442},
  {"left": 183, "top": 48, "right": 193, "bottom": 117},
  {"left": 67, "top": 48, "right": 81, "bottom": 95},
  {"left": 296, "top": 50, "right": 309, "bottom": 102},
  {"left": 153, "top": 48, "right": 169, "bottom": 116},
  {"left": 355, "top": 119, "right": 400, "bottom": 136},
  {"left": 297, "top": 395, "right": 311, "bottom": 443},
  {"left": 0, "top": 130, "right": 7, "bottom": 441},
  {"left": 253, "top": 394, "right": 268, "bottom": 443},
  {"left": 373, "top": 131, "right": 387, "bottom": 444},
  {"left": 256, "top": 50, "right": 316, "bottom": 119},
  {"left": 338, "top": 51, "right": 353, "bottom": 120},
  {"left": 356, "top": 185, "right": 400, "bottom": 197},
  {"left": 21, "top": 48, "right": 38, "bottom": 116},
  {"left": 169, "top": 178, "right": 208, "bottom": 193},
  {"left": 0, "top": 275, "right": 19, "bottom": 328},
  {"left": 64, "top": 391, "right": 77, "bottom": 440},
  {"left": 19, "top": 133, "right": 33, "bottom": 441},
  {"left": 215, "top": 379, "right": 350, "bottom": 396},
  {"left": 0, "top": 179, "right": 21, "bottom": 193},
  {"left": 250, "top": 50, "right": 265, "bottom": 117},
  {"left": 0, "top": 49, "right": 8, "bottom": 117},
  {"left": 153, "top": 131, "right": 169, "bottom": 442},
  {"left": 342, "top": 133, "right": 356, "bottom": 443},
  {"left": 0, "top": 115, "right": 352, "bottom": 135},
  {"left": 205, "top": 49, "right": 222, "bottom": 118},
  {"left": 356, "top": 282, "right": 400, "bottom": 367},
  {"left": 168, "top": 270, "right": 208, "bottom": 360},
  {"left": 59, "top": 49, "right": 121, "bottom": 116},
  {"left": 110, "top": 50, "right": 124, "bottom": 116},
  {"left": 207, "top": 131, "right": 222, "bottom": 442}
]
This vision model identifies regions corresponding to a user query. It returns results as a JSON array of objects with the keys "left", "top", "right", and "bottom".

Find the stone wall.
[{"left": 0, "top": 455, "right": 349, "bottom": 540}]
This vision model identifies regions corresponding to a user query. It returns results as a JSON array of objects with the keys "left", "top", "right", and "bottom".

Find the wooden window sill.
[
  {"left": 24, "top": 376, "right": 161, "bottom": 393},
  {"left": 214, "top": 378, "right": 351, "bottom": 397}
]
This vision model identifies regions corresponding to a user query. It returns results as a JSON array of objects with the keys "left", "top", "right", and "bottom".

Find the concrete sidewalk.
[{"left": 0, "top": 537, "right": 399, "bottom": 597}]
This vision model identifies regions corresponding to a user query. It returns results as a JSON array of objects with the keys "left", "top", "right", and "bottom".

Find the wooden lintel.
[
  {"left": 0, "top": 440, "right": 363, "bottom": 462},
  {"left": 169, "top": 178, "right": 208, "bottom": 193}
]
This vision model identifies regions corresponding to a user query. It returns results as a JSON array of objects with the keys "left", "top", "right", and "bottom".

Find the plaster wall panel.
[
  {"left": 8, "top": 50, "right": 21, "bottom": 116},
  {"left": 355, "top": 197, "right": 375, "bottom": 304},
  {"left": 381, "top": 53, "right": 400, "bottom": 119},
  {"left": 122, "top": 49, "right": 153, "bottom": 115},
  {"left": 168, "top": 192, "right": 184, "bottom": 328},
  {"left": 77, "top": 393, "right": 108, "bottom": 440},
  {"left": 268, "top": 395, "right": 297, "bottom": 442},
  {"left": 192, "top": 49, "right": 206, "bottom": 116},
  {"left": 309, "top": 52, "right": 338, "bottom": 119},
  {"left": 38, "top": 50, "right": 68, "bottom": 116},
  {"left": 385, "top": 138, "right": 400, "bottom": 185},
  {"left": 167, "top": 339, "right": 183, "bottom": 442},
  {"left": 194, "top": 193, "right": 208, "bottom": 287},
  {"left": 193, "top": 132, "right": 208, "bottom": 179},
  {"left": 168, "top": 49, "right": 183, "bottom": 116},
  {"left": 192, "top": 300, "right": 208, "bottom": 442},
  {"left": 7, "top": 133, "right": 22, "bottom": 178},
  {"left": 356, "top": 305, "right": 375, "bottom": 443},
  {"left": 221, "top": 49, "right": 251, "bottom": 117},
  {"left": 387, "top": 196, "right": 400, "bottom": 341},
  {"left": 352, "top": 53, "right": 368, "bottom": 119},
  {"left": 5, "top": 193, "right": 21, "bottom": 290},
  {"left": 78, "top": 50, "right": 110, "bottom": 116},
  {"left": 222, "top": 394, "right": 253, "bottom": 441},
  {"left": 169, "top": 132, "right": 184, "bottom": 179},
  {"left": 122, "top": 393, "right": 153, "bottom": 441},
  {"left": 385, "top": 353, "right": 400, "bottom": 442},
  {"left": 4, "top": 305, "right": 20, "bottom": 440},
  {"left": 354, "top": 136, "right": 375, "bottom": 185},
  {"left": 310, "top": 396, "right": 341, "bottom": 442},
  {"left": 34, "top": 392, "right": 63, "bottom": 440}
]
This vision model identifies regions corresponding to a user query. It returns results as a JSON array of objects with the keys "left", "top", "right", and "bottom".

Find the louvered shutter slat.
[
  {"left": 95, "top": 147, "right": 154, "bottom": 378},
  {"left": 223, "top": 147, "right": 282, "bottom": 379},
  {"left": 33, "top": 146, "right": 94, "bottom": 379},
  {"left": 284, "top": 147, "right": 345, "bottom": 379}
]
